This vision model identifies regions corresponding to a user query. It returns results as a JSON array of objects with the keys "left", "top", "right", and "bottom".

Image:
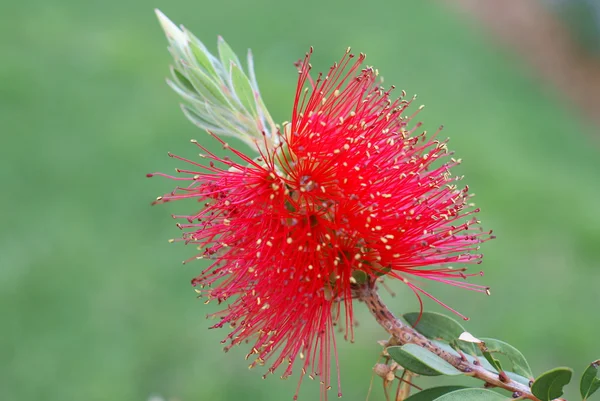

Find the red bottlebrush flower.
[{"left": 149, "top": 47, "right": 492, "bottom": 399}]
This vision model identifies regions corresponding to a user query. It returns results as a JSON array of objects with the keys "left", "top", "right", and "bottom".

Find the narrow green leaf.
[
  {"left": 167, "top": 79, "right": 206, "bottom": 107},
  {"left": 217, "top": 36, "right": 242, "bottom": 73},
  {"left": 478, "top": 343, "right": 504, "bottom": 375},
  {"left": 180, "top": 29, "right": 219, "bottom": 77},
  {"left": 230, "top": 63, "right": 257, "bottom": 116},
  {"left": 155, "top": 9, "right": 186, "bottom": 56},
  {"left": 433, "top": 388, "right": 509, "bottom": 400},
  {"left": 182, "top": 63, "right": 229, "bottom": 106},
  {"left": 404, "top": 312, "right": 477, "bottom": 355},
  {"left": 202, "top": 105, "right": 249, "bottom": 136},
  {"left": 186, "top": 38, "right": 219, "bottom": 78},
  {"left": 581, "top": 360, "right": 600, "bottom": 400},
  {"left": 387, "top": 344, "right": 462, "bottom": 376},
  {"left": 171, "top": 67, "right": 196, "bottom": 93},
  {"left": 480, "top": 337, "right": 533, "bottom": 378},
  {"left": 404, "top": 386, "right": 468, "bottom": 401},
  {"left": 246, "top": 49, "right": 259, "bottom": 91},
  {"left": 246, "top": 48, "right": 277, "bottom": 137},
  {"left": 531, "top": 367, "right": 573, "bottom": 401},
  {"left": 181, "top": 105, "right": 224, "bottom": 133}
]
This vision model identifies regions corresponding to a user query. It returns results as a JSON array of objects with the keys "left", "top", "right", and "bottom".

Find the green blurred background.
[{"left": 2, "top": 1, "right": 599, "bottom": 400}]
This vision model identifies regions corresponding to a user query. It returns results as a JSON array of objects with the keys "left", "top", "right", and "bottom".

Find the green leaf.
[
  {"left": 351, "top": 269, "right": 367, "bottom": 284},
  {"left": 181, "top": 63, "right": 229, "bottom": 106},
  {"left": 183, "top": 29, "right": 219, "bottom": 78},
  {"left": 404, "top": 386, "right": 468, "bottom": 401},
  {"left": 433, "top": 388, "right": 509, "bottom": 400},
  {"left": 181, "top": 105, "right": 224, "bottom": 133},
  {"left": 155, "top": 9, "right": 186, "bottom": 56},
  {"left": 478, "top": 344, "right": 504, "bottom": 375},
  {"left": 246, "top": 49, "right": 259, "bottom": 92},
  {"left": 403, "top": 312, "right": 465, "bottom": 340},
  {"left": 403, "top": 312, "right": 477, "bottom": 355},
  {"left": 531, "top": 367, "right": 573, "bottom": 401},
  {"left": 581, "top": 360, "right": 600, "bottom": 400},
  {"left": 431, "top": 340, "right": 531, "bottom": 387},
  {"left": 479, "top": 337, "right": 533, "bottom": 378},
  {"left": 217, "top": 36, "right": 242, "bottom": 74},
  {"left": 171, "top": 67, "right": 196, "bottom": 93},
  {"left": 230, "top": 63, "right": 257, "bottom": 116},
  {"left": 505, "top": 371, "right": 533, "bottom": 387},
  {"left": 387, "top": 344, "right": 462, "bottom": 376},
  {"left": 167, "top": 78, "right": 205, "bottom": 106},
  {"left": 188, "top": 40, "right": 218, "bottom": 78},
  {"left": 431, "top": 340, "right": 531, "bottom": 388}
]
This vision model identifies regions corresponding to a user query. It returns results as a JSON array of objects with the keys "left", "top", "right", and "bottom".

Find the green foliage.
[
  {"left": 403, "top": 311, "right": 477, "bottom": 355},
  {"left": 156, "top": 10, "right": 277, "bottom": 147},
  {"left": 475, "top": 341, "right": 505, "bottom": 376},
  {"left": 399, "top": 315, "right": 532, "bottom": 391},
  {"left": 479, "top": 338, "right": 533, "bottom": 378},
  {"left": 531, "top": 367, "right": 573, "bottom": 401},
  {"left": 433, "top": 339, "right": 531, "bottom": 387},
  {"left": 230, "top": 63, "right": 258, "bottom": 116},
  {"left": 403, "top": 386, "right": 468, "bottom": 401},
  {"left": 403, "top": 311, "right": 534, "bottom": 384},
  {"left": 393, "top": 311, "right": 597, "bottom": 400},
  {"left": 432, "top": 388, "right": 509, "bottom": 400},
  {"left": 387, "top": 344, "right": 462, "bottom": 376},
  {"left": 580, "top": 360, "right": 600, "bottom": 400},
  {"left": 398, "top": 312, "right": 576, "bottom": 399},
  {"left": 217, "top": 36, "right": 243, "bottom": 71},
  {"left": 351, "top": 269, "right": 368, "bottom": 284}
]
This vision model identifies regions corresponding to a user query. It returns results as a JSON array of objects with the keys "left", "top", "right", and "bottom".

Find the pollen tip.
[{"left": 146, "top": 173, "right": 154, "bottom": 178}]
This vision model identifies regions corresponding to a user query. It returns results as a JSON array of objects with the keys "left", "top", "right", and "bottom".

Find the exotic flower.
[{"left": 150, "top": 12, "right": 492, "bottom": 400}]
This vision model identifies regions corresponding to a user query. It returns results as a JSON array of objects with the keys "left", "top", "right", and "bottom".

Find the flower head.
[{"left": 150, "top": 15, "right": 492, "bottom": 399}]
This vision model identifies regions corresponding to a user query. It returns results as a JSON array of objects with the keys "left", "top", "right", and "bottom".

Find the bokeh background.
[{"left": 2, "top": 1, "right": 599, "bottom": 400}]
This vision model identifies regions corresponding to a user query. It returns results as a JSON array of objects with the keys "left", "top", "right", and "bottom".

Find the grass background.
[{"left": 2, "top": 1, "right": 599, "bottom": 400}]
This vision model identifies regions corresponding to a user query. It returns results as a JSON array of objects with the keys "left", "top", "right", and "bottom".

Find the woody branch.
[{"left": 355, "top": 278, "right": 544, "bottom": 401}]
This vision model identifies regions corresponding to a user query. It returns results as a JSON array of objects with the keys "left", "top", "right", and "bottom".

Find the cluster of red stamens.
[{"left": 149, "top": 48, "right": 492, "bottom": 399}]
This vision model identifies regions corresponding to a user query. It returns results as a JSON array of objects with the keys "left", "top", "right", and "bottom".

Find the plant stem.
[{"left": 356, "top": 280, "right": 542, "bottom": 401}]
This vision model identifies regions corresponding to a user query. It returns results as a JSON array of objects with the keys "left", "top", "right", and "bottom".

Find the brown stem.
[{"left": 356, "top": 280, "right": 542, "bottom": 401}]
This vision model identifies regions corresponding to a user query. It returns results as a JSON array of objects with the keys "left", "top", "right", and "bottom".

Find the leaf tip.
[{"left": 155, "top": 9, "right": 185, "bottom": 45}]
